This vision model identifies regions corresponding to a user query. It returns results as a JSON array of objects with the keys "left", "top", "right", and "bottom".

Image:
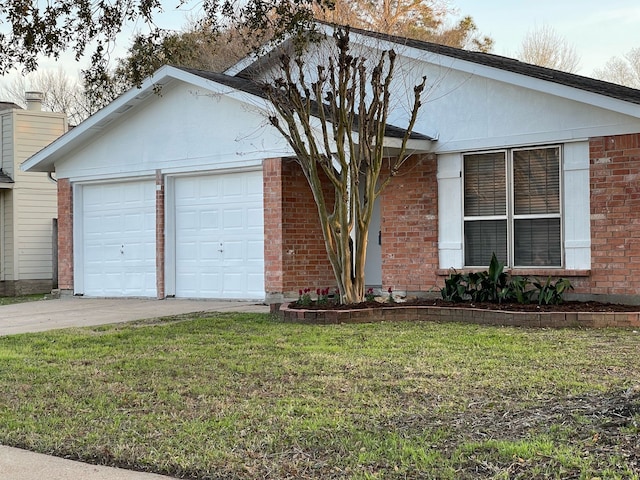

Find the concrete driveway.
[
  {"left": 0, "top": 296, "right": 270, "bottom": 336},
  {"left": 0, "top": 296, "right": 270, "bottom": 479}
]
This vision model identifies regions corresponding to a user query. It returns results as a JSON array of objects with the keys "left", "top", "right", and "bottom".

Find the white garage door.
[
  {"left": 174, "top": 171, "right": 264, "bottom": 299},
  {"left": 81, "top": 181, "right": 156, "bottom": 297}
]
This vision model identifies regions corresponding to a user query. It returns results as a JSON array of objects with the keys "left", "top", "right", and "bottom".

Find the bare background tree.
[
  {"left": 83, "top": 22, "right": 263, "bottom": 111},
  {"left": 266, "top": 28, "right": 425, "bottom": 303},
  {"left": 516, "top": 24, "right": 580, "bottom": 73},
  {"left": 0, "top": 69, "right": 91, "bottom": 125},
  {"left": 314, "top": 0, "right": 493, "bottom": 51},
  {"left": 592, "top": 47, "right": 640, "bottom": 88}
]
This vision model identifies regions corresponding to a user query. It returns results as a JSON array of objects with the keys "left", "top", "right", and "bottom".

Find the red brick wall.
[
  {"left": 155, "top": 170, "right": 165, "bottom": 299},
  {"left": 263, "top": 158, "right": 336, "bottom": 298},
  {"left": 263, "top": 158, "right": 285, "bottom": 294},
  {"left": 588, "top": 133, "right": 640, "bottom": 297},
  {"left": 380, "top": 154, "right": 439, "bottom": 292},
  {"left": 57, "top": 178, "right": 73, "bottom": 291}
]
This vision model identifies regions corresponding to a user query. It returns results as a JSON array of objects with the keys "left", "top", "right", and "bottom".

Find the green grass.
[
  {"left": 0, "top": 293, "right": 49, "bottom": 306},
  {"left": 0, "top": 313, "right": 638, "bottom": 479}
]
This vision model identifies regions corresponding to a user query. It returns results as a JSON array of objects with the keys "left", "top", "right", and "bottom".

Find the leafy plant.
[
  {"left": 534, "top": 277, "right": 574, "bottom": 305},
  {"left": 387, "top": 287, "right": 395, "bottom": 304},
  {"left": 503, "top": 276, "right": 535, "bottom": 304},
  {"left": 440, "top": 254, "right": 573, "bottom": 306},
  {"left": 441, "top": 272, "right": 467, "bottom": 302},
  {"left": 483, "top": 253, "right": 509, "bottom": 303}
]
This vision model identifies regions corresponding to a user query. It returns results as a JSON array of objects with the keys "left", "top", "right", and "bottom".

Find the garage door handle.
[
  {"left": 120, "top": 245, "right": 124, "bottom": 255},
  {"left": 218, "top": 242, "right": 223, "bottom": 253}
]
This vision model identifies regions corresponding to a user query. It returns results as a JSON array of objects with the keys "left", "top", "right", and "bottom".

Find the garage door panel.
[
  {"left": 81, "top": 181, "right": 156, "bottom": 297},
  {"left": 200, "top": 211, "right": 219, "bottom": 229},
  {"left": 247, "top": 273, "right": 264, "bottom": 291},
  {"left": 174, "top": 171, "right": 264, "bottom": 299},
  {"left": 197, "top": 241, "right": 219, "bottom": 261},
  {"left": 247, "top": 208, "right": 263, "bottom": 227},
  {"left": 222, "top": 272, "right": 242, "bottom": 294},
  {"left": 222, "top": 209, "right": 243, "bottom": 229},
  {"left": 246, "top": 240, "right": 264, "bottom": 261},
  {"left": 222, "top": 241, "right": 244, "bottom": 262}
]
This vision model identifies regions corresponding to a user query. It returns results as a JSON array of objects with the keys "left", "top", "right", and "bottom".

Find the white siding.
[
  {"left": 1, "top": 191, "right": 14, "bottom": 280},
  {"left": 12, "top": 111, "right": 66, "bottom": 280},
  {"left": 1, "top": 112, "right": 14, "bottom": 178},
  {"left": 0, "top": 113, "right": 13, "bottom": 280}
]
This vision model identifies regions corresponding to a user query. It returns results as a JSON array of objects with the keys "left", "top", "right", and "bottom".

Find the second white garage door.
[{"left": 173, "top": 171, "right": 264, "bottom": 299}]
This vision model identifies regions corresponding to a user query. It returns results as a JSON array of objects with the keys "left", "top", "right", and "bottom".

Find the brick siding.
[
  {"left": 263, "top": 158, "right": 336, "bottom": 299},
  {"left": 588, "top": 133, "right": 640, "bottom": 297},
  {"left": 380, "top": 154, "right": 439, "bottom": 292},
  {"left": 155, "top": 170, "right": 165, "bottom": 299},
  {"left": 57, "top": 178, "right": 73, "bottom": 291}
]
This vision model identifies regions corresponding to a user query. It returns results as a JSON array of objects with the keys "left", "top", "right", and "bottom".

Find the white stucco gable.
[
  {"left": 231, "top": 23, "right": 640, "bottom": 153},
  {"left": 21, "top": 65, "right": 293, "bottom": 178}
]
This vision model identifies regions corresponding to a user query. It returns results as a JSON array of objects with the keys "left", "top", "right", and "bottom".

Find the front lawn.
[{"left": 0, "top": 313, "right": 638, "bottom": 479}]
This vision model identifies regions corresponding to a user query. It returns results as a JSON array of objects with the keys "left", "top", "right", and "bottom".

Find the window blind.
[
  {"left": 464, "top": 152, "right": 506, "bottom": 216},
  {"left": 513, "top": 148, "right": 560, "bottom": 215},
  {"left": 514, "top": 218, "right": 561, "bottom": 267},
  {"left": 464, "top": 220, "right": 508, "bottom": 267}
]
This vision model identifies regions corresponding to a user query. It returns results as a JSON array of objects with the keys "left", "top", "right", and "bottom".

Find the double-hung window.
[{"left": 463, "top": 146, "right": 562, "bottom": 268}]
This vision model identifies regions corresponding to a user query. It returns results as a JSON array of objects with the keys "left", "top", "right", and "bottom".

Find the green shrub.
[
  {"left": 440, "top": 254, "right": 573, "bottom": 305},
  {"left": 533, "top": 277, "right": 574, "bottom": 305}
]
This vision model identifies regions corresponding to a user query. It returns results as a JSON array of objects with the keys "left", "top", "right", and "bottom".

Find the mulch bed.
[{"left": 289, "top": 299, "right": 640, "bottom": 312}]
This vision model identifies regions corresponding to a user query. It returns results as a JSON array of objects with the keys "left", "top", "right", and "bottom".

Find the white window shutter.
[
  {"left": 563, "top": 141, "right": 591, "bottom": 270},
  {"left": 438, "top": 153, "right": 464, "bottom": 269}
]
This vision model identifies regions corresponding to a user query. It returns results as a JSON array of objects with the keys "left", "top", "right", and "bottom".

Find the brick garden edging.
[{"left": 276, "top": 304, "right": 640, "bottom": 328}]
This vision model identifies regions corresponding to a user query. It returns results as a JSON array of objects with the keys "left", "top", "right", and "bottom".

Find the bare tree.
[
  {"left": 516, "top": 25, "right": 580, "bottom": 73},
  {"left": 0, "top": 69, "right": 92, "bottom": 124},
  {"left": 265, "top": 28, "right": 425, "bottom": 303},
  {"left": 593, "top": 47, "right": 640, "bottom": 88}
]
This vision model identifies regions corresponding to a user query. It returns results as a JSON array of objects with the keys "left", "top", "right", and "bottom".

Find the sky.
[
  {"left": 1, "top": 0, "right": 639, "bottom": 93},
  {"left": 453, "top": 0, "right": 639, "bottom": 75}
]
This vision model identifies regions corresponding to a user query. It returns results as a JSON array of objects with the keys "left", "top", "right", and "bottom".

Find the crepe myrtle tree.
[{"left": 265, "top": 27, "right": 426, "bottom": 304}]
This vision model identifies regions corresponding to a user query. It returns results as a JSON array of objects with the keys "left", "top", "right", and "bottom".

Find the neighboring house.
[
  {"left": 1, "top": 93, "right": 67, "bottom": 295},
  {"left": 22, "top": 25, "right": 640, "bottom": 304}
]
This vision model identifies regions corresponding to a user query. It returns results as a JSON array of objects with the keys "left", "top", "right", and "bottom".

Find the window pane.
[
  {"left": 464, "top": 220, "right": 507, "bottom": 266},
  {"left": 464, "top": 152, "right": 506, "bottom": 216},
  {"left": 513, "top": 147, "right": 560, "bottom": 215},
  {"left": 514, "top": 218, "right": 561, "bottom": 267}
]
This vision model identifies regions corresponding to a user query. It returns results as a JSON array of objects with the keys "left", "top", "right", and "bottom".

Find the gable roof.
[
  {"left": 346, "top": 26, "right": 640, "bottom": 106},
  {"left": 230, "top": 23, "right": 640, "bottom": 116}
]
